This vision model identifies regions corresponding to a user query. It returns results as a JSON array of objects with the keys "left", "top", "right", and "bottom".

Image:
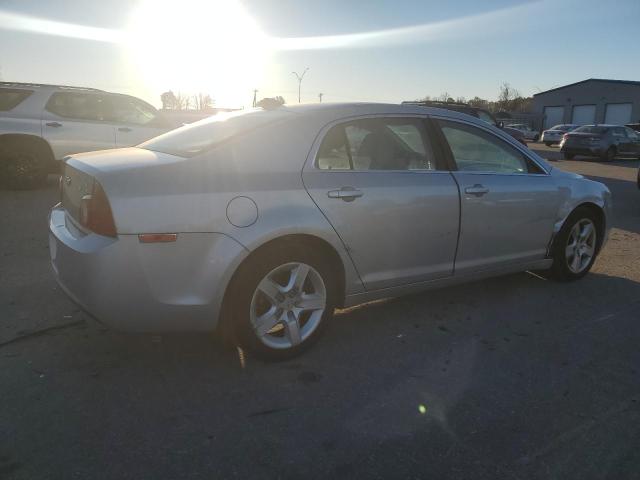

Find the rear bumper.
[{"left": 49, "top": 205, "right": 248, "bottom": 332}]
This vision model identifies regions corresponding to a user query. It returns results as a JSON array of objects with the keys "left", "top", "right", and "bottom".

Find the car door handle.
[
  {"left": 118, "top": 127, "right": 132, "bottom": 132},
  {"left": 46, "top": 122, "right": 62, "bottom": 127},
  {"left": 327, "top": 187, "right": 364, "bottom": 201},
  {"left": 464, "top": 184, "right": 490, "bottom": 196}
]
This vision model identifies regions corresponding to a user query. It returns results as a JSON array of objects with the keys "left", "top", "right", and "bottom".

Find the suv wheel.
[
  {"left": 2, "top": 144, "right": 48, "bottom": 190},
  {"left": 232, "top": 244, "right": 336, "bottom": 360}
]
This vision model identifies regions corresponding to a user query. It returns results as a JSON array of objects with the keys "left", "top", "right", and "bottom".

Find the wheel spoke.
[
  {"left": 253, "top": 307, "right": 280, "bottom": 336},
  {"left": 283, "top": 311, "right": 302, "bottom": 346},
  {"left": 296, "top": 293, "right": 325, "bottom": 311},
  {"left": 583, "top": 243, "right": 595, "bottom": 257},
  {"left": 571, "top": 252, "right": 582, "bottom": 272},
  {"left": 565, "top": 244, "right": 576, "bottom": 259},
  {"left": 257, "top": 277, "right": 282, "bottom": 304},
  {"left": 287, "top": 264, "right": 310, "bottom": 292},
  {"left": 580, "top": 222, "right": 594, "bottom": 241}
]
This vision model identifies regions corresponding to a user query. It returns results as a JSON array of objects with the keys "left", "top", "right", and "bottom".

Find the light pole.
[
  {"left": 318, "top": 93, "right": 323, "bottom": 103},
  {"left": 292, "top": 68, "right": 309, "bottom": 103}
]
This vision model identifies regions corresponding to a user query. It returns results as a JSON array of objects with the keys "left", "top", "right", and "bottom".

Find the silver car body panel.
[{"left": 49, "top": 103, "right": 612, "bottom": 332}]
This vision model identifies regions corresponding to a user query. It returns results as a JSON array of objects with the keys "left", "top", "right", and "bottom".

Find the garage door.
[
  {"left": 543, "top": 106, "right": 564, "bottom": 129},
  {"left": 572, "top": 105, "right": 596, "bottom": 125},
  {"left": 604, "top": 103, "right": 632, "bottom": 125}
]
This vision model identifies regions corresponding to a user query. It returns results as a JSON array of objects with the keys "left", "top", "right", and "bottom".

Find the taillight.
[{"left": 78, "top": 181, "right": 117, "bottom": 237}]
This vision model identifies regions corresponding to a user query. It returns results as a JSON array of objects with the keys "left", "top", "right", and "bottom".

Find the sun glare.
[{"left": 126, "top": 0, "right": 270, "bottom": 107}]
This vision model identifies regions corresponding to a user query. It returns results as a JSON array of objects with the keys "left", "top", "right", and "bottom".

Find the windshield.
[
  {"left": 573, "top": 126, "right": 609, "bottom": 134},
  {"left": 139, "top": 108, "right": 295, "bottom": 157}
]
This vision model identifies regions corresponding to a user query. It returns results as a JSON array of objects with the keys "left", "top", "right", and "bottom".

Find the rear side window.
[
  {"left": 437, "top": 120, "right": 543, "bottom": 174},
  {"left": 574, "top": 126, "right": 608, "bottom": 134},
  {"left": 0, "top": 88, "right": 33, "bottom": 111},
  {"left": 139, "top": 109, "right": 295, "bottom": 157},
  {"left": 46, "top": 92, "right": 109, "bottom": 121},
  {"left": 316, "top": 118, "right": 436, "bottom": 171}
]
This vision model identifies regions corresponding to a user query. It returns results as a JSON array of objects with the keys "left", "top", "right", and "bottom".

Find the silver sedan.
[{"left": 49, "top": 103, "right": 611, "bottom": 359}]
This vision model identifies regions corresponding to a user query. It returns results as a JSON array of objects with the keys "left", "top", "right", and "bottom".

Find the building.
[{"left": 532, "top": 78, "right": 640, "bottom": 129}]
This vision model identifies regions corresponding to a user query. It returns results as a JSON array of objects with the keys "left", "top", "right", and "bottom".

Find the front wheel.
[
  {"left": 549, "top": 208, "right": 600, "bottom": 281},
  {"left": 231, "top": 244, "right": 336, "bottom": 360}
]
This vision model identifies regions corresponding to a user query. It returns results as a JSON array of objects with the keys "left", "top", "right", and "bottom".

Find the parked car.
[
  {"left": 541, "top": 124, "right": 578, "bottom": 146},
  {"left": 507, "top": 123, "right": 540, "bottom": 141},
  {"left": 0, "top": 82, "right": 176, "bottom": 189},
  {"left": 402, "top": 100, "right": 527, "bottom": 146},
  {"left": 50, "top": 103, "right": 611, "bottom": 359},
  {"left": 560, "top": 124, "right": 640, "bottom": 161},
  {"left": 502, "top": 126, "right": 528, "bottom": 147}
]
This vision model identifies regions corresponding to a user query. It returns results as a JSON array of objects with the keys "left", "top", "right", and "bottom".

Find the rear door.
[
  {"left": 433, "top": 118, "right": 561, "bottom": 274},
  {"left": 108, "top": 94, "right": 170, "bottom": 147},
  {"left": 302, "top": 116, "right": 460, "bottom": 291},
  {"left": 42, "top": 91, "right": 115, "bottom": 159}
]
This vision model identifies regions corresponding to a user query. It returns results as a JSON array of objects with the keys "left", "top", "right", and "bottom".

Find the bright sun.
[{"left": 126, "top": 0, "right": 270, "bottom": 107}]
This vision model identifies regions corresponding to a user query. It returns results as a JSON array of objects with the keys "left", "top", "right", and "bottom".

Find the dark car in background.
[
  {"left": 560, "top": 125, "right": 640, "bottom": 161},
  {"left": 402, "top": 100, "right": 527, "bottom": 146}
]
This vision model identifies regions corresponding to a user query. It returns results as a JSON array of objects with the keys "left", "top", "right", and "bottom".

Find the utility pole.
[
  {"left": 292, "top": 68, "right": 309, "bottom": 103},
  {"left": 318, "top": 93, "right": 323, "bottom": 103},
  {"left": 252, "top": 89, "right": 258, "bottom": 107}
]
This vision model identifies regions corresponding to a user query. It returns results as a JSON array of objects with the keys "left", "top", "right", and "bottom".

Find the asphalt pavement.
[{"left": 1, "top": 147, "right": 639, "bottom": 479}]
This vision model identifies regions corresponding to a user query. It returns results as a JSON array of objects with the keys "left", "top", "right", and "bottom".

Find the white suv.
[{"left": 0, "top": 82, "right": 174, "bottom": 188}]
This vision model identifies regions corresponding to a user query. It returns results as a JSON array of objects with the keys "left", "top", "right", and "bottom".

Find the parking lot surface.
[{"left": 1, "top": 147, "right": 639, "bottom": 479}]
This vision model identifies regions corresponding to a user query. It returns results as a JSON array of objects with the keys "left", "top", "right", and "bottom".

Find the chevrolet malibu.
[{"left": 49, "top": 103, "right": 611, "bottom": 359}]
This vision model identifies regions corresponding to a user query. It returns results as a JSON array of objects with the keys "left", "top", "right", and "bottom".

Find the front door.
[
  {"left": 302, "top": 116, "right": 460, "bottom": 291},
  {"left": 108, "top": 94, "right": 170, "bottom": 147},
  {"left": 42, "top": 91, "right": 115, "bottom": 159},
  {"left": 433, "top": 118, "right": 561, "bottom": 274}
]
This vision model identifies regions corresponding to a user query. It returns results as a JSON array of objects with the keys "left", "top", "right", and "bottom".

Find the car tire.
[
  {"left": 601, "top": 147, "right": 616, "bottom": 162},
  {"left": 1, "top": 144, "right": 48, "bottom": 190},
  {"left": 549, "top": 207, "right": 600, "bottom": 282},
  {"left": 563, "top": 152, "right": 575, "bottom": 160},
  {"left": 545, "top": 142, "right": 553, "bottom": 147},
  {"left": 230, "top": 243, "right": 337, "bottom": 360},
  {"left": 533, "top": 135, "right": 539, "bottom": 142}
]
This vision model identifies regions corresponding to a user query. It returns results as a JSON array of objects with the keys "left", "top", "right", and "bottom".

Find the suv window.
[
  {"left": 108, "top": 95, "right": 158, "bottom": 125},
  {"left": 46, "top": 92, "right": 108, "bottom": 121},
  {"left": 0, "top": 88, "right": 33, "bottom": 111},
  {"left": 317, "top": 118, "right": 435, "bottom": 171},
  {"left": 438, "top": 120, "right": 539, "bottom": 174}
]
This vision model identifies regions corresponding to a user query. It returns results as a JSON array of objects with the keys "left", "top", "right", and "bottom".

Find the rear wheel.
[
  {"left": 549, "top": 208, "right": 600, "bottom": 281},
  {"left": 231, "top": 244, "right": 336, "bottom": 360},
  {"left": 1, "top": 143, "right": 48, "bottom": 190},
  {"left": 601, "top": 146, "right": 616, "bottom": 162}
]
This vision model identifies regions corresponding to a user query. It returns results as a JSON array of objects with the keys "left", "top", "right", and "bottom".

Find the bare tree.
[
  {"left": 256, "top": 96, "right": 285, "bottom": 109},
  {"left": 497, "top": 82, "right": 520, "bottom": 111},
  {"left": 160, "top": 91, "right": 177, "bottom": 109},
  {"left": 193, "top": 93, "right": 214, "bottom": 111}
]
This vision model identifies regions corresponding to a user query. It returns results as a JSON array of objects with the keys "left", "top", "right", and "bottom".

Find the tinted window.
[
  {"left": 625, "top": 128, "right": 639, "bottom": 140},
  {"left": 612, "top": 127, "right": 626, "bottom": 138},
  {"left": 109, "top": 95, "right": 157, "bottom": 125},
  {"left": 317, "top": 118, "right": 435, "bottom": 171},
  {"left": 0, "top": 88, "right": 33, "bottom": 111},
  {"left": 574, "top": 126, "right": 609, "bottom": 134},
  {"left": 438, "top": 120, "right": 533, "bottom": 174},
  {"left": 46, "top": 92, "right": 108, "bottom": 121}
]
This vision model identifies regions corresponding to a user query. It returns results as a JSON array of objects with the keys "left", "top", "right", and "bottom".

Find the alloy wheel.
[
  {"left": 565, "top": 218, "right": 596, "bottom": 274},
  {"left": 250, "top": 262, "right": 327, "bottom": 349}
]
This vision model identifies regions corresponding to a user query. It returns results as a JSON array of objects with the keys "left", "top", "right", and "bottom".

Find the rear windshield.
[
  {"left": 573, "top": 126, "right": 609, "bottom": 134},
  {"left": 0, "top": 88, "right": 33, "bottom": 111},
  {"left": 139, "top": 108, "right": 295, "bottom": 157}
]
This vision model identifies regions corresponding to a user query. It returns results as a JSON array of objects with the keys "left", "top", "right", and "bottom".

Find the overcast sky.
[{"left": 0, "top": 0, "right": 638, "bottom": 108}]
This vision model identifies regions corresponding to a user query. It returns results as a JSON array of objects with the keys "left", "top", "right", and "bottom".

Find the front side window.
[
  {"left": 109, "top": 95, "right": 157, "bottom": 125},
  {"left": 0, "top": 88, "right": 33, "bottom": 111},
  {"left": 316, "top": 118, "right": 435, "bottom": 171},
  {"left": 46, "top": 92, "right": 108, "bottom": 121},
  {"left": 438, "top": 120, "right": 534, "bottom": 174}
]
